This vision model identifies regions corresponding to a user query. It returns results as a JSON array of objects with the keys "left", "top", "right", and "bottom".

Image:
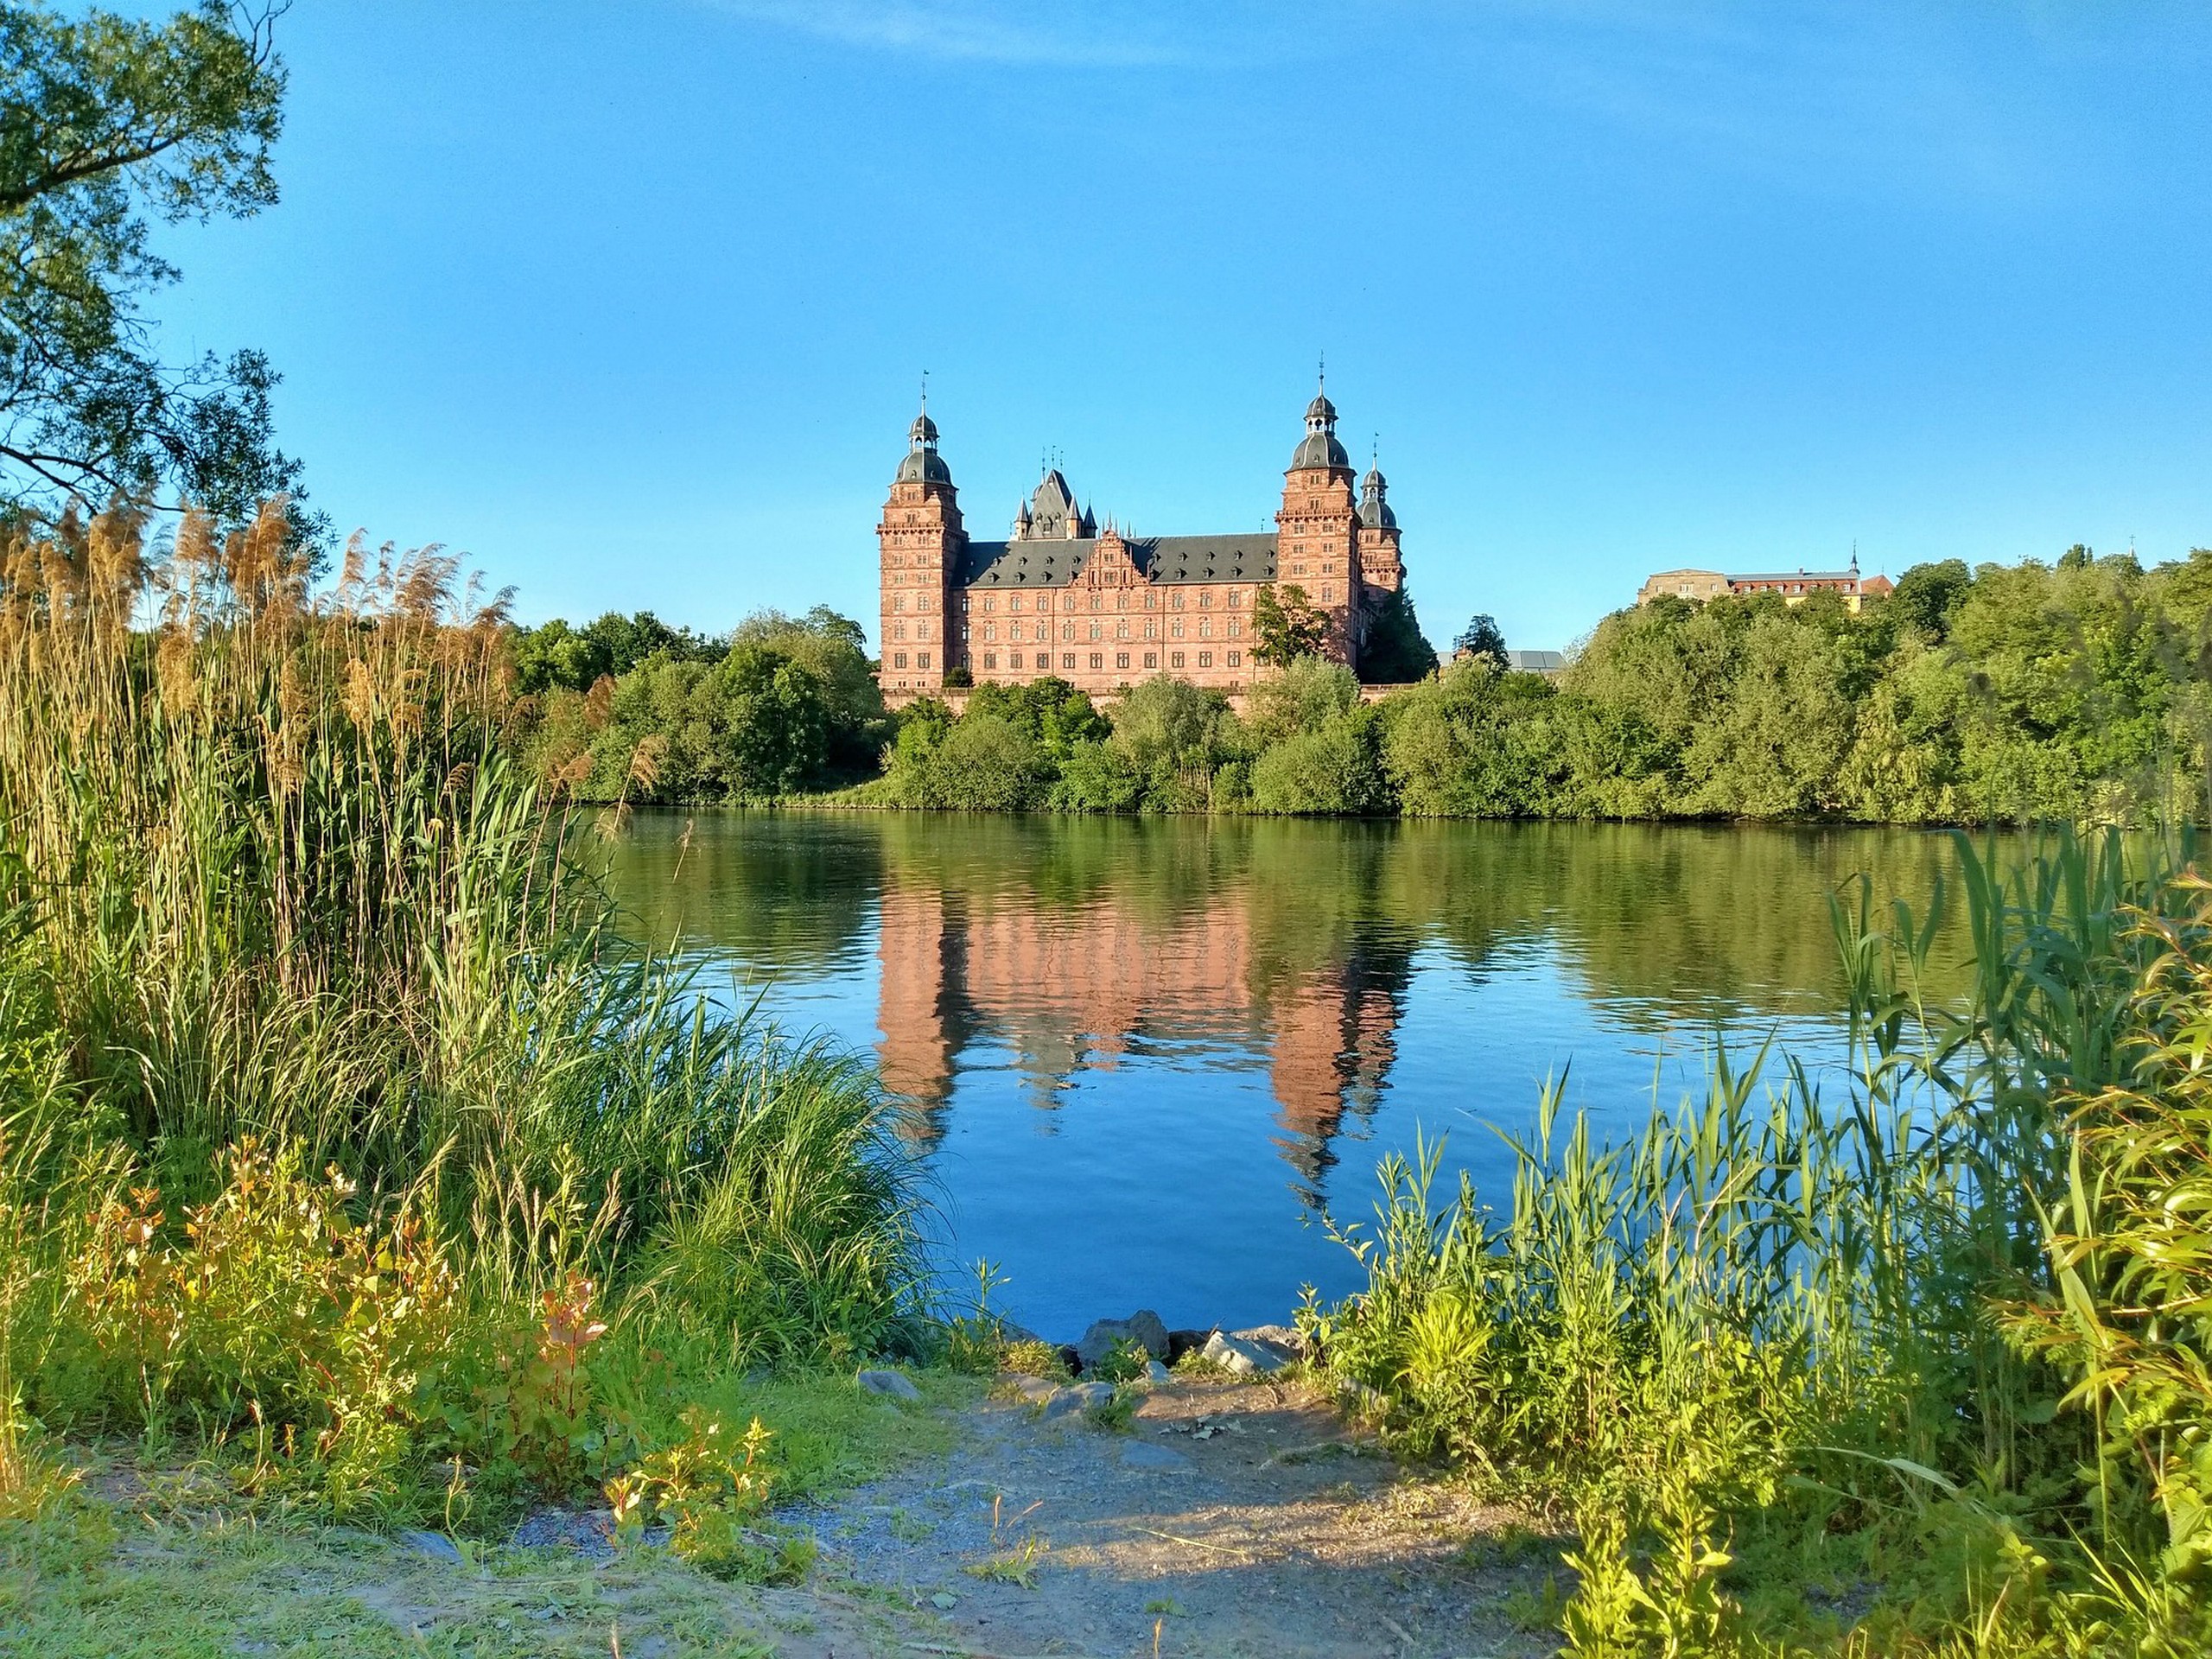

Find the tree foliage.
[
  {"left": 1357, "top": 584, "right": 1436, "bottom": 683},
  {"left": 0, "top": 3, "right": 307, "bottom": 528},
  {"left": 511, "top": 548, "right": 2212, "bottom": 827},
  {"left": 1252, "top": 582, "right": 1329, "bottom": 666}
]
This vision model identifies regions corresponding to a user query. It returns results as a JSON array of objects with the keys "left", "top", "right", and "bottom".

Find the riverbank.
[{"left": 4, "top": 1364, "right": 1554, "bottom": 1659}]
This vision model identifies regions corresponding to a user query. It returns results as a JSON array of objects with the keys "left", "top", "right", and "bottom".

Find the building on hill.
[
  {"left": 1637, "top": 559, "right": 1894, "bottom": 613},
  {"left": 876, "top": 383, "right": 1409, "bottom": 702}
]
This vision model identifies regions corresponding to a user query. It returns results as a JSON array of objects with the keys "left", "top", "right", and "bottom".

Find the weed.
[{"left": 1089, "top": 1335, "right": 1151, "bottom": 1385}]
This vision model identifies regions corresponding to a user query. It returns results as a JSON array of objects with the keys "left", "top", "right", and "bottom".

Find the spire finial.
[
  {"left": 1318, "top": 351, "right": 1325, "bottom": 393},
  {"left": 919, "top": 369, "right": 928, "bottom": 413}
]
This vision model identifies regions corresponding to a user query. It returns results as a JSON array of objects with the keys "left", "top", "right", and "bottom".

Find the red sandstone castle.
[{"left": 877, "top": 385, "right": 1408, "bottom": 702}]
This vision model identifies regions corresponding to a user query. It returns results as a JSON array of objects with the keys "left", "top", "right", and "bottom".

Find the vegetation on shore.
[
  {"left": 1306, "top": 830, "right": 2212, "bottom": 1655},
  {"left": 519, "top": 545, "right": 2212, "bottom": 824},
  {"left": 0, "top": 505, "right": 931, "bottom": 1571}
]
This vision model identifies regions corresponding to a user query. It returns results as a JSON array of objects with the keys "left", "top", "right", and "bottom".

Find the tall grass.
[
  {"left": 1306, "top": 829, "right": 2212, "bottom": 1654},
  {"left": 0, "top": 504, "right": 924, "bottom": 1522}
]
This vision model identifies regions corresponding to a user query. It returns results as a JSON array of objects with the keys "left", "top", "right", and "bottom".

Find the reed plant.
[
  {"left": 1306, "top": 829, "right": 2212, "bottom": 1654},
  {"left": 0, "top": 503, "right": 925, "bottom": 1525}
]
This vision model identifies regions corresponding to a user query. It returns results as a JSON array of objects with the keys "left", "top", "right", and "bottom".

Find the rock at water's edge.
[
  {"left": 1076, "top": 1310, "right": 1172, "bottom": 1371},
  {"left": 1201, "top": 1327, "right": 1302, "bottom": 1376}
]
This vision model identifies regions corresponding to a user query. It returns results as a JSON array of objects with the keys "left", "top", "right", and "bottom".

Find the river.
[{"left": 603, "top": 812, "right": 1967, "bottom": 1340}]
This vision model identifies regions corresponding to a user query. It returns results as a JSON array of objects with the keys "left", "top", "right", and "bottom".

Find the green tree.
[
  {"left": 1253, "top": 582, "right": 1330, "bottom": 665},
  {"left": 1451, "top": 613, "right": 1506, "bottom": 662},
  {"left": 0, "top": 3, "right": 308, "bottom": 528},
  {"left": 1887, "top": 559, "right": 1972, "bottom": 642},
  {"left": 965, "top": 675, "right": 1109, "bottom": 758},
  {"left": 1245, "top": 655, "right": 1359, "bottom": 747},
  {"left": 1358, "top": 585, "right": 1437, "bottom": 683},
  {"left": 1249, "top": 707, "right": 1387, "bottom": 816}
]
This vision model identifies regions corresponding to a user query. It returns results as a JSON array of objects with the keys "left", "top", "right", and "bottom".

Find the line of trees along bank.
[{"left": 514, "top": 545, "right": 2212, "bottom": 823}]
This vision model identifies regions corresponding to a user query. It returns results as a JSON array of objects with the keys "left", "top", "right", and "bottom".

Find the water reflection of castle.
[{"left": 875, "top": 884, "right": 1410, "bottom": 1197}]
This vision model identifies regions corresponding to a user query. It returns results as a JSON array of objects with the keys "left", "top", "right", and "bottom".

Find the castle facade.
[{"left": 877, "top": 385, "right": 1408, "bottom": 702}]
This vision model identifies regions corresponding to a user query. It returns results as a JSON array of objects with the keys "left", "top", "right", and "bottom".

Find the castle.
[{"left": 877, "top": 385, "right": 1408, "bottom": 702}]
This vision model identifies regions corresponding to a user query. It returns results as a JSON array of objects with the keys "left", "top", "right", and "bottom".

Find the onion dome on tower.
[
  {"left": 1358, "top": 462, "right": 1396, "bottom": 529},
  {"left": 896, "top": 405, "right": 952, "bottom": 484},
  {"left": 1291, "top": 379, "right": 1350, "bottom": 470}
]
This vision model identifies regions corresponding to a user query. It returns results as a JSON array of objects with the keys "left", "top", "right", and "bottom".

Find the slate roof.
[{"left": 957, "top": 533, "right": 1280, "bottom": 588}]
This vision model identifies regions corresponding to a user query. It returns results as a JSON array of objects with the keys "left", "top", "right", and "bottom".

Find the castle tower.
[
  {"left": 1274, "top": 379, "right": 1363, "bottom": 668},
  {"left": 878, "top": 402, "right": 967, "bottom": 694},
  {"left": 1355, "top": 460, "right": 1405, "bottom": 650}
]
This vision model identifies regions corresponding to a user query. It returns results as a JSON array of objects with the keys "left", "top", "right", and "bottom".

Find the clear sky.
[{"left": 147, "top": 1, "right": 2211, "bottom": 652}]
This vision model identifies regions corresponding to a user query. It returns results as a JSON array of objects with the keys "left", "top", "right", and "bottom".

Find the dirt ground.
[
  {"left": 9, "top": 1371, "right": 1560, "bottom": 1658},
  {"left": 798, "top": 1372, "right": 1557, "bottom": 1659}
]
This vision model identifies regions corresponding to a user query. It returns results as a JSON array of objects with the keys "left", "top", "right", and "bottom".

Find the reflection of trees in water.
[
  {"left": 607, "top": 811, "right": 1971, "bottom": 1201},
  {"left": 601, "top": 808, "right": 884, "bottom": 974}
]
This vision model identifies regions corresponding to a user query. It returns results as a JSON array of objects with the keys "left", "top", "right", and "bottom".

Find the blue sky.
[{"left": 149, "top": 1, "right": 2212, "bottom": 652}]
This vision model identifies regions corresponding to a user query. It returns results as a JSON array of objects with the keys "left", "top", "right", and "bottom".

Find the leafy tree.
[
  {"left": 1358, "top": 585, "right": 1437, "bottom": 683},
  {"left": 0, "top": 3, "right": 311, "bottom": 531},
  {"left": 1253, "top": 582, "right": 1329, "bottom": 666},
  {"left": 1249, "top": 708, "right": 1387, "bottom": 816},
  {"left": 964, "top": 675, "right": 1109, "bottom": 759},
  {"left": 1245, "top": 656, "right": 1359, "bottom": 747},
  {"left": 1452, "top": 613, "right": 1506, "bottom": 662},
  {"left": 1887, "top": 560, "right": 1972, "bottom": 642},
  {"left": 512, "top": 610, "right": 725, "bottom": 695}
]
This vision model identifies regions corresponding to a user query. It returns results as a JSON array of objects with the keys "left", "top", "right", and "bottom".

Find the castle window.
[
  {"left": 1144, "top": 593, "right": 1157, "bottom": 608},
  {"left": 1063, "top": 594, "right": 1076, "bottom": 610},
  {"left": 1008, "top": 594, "right": 1022, "bottom": 612},
  {"left": 893, "top": 595, "right": 905, "bottom": 612},
  {"left": 1144, "top": 620, "right": 1157, "bottom": 639},
  {"left": 1227, "top": 651, "right": 1241, "bottom": 667},
  {"left": 1088, "top": 653, "right": 1103, "bottom": 671},
  {"left": 1143, "top": 652, "right": 1157, "bottom": 669},
  {"left": 1229, "top": 590, "right": 1242, "bottom": 607},
  {"left": 984, "top": 597, "right": 995, "bottom": 613},
  {"left": 983, "top": 625, "right": 995, "bottom": 642},
  {"left": 894, "top": 652, "right": 908, "bottom": 668},
  {"left": 1198, "top": 591, "right": 1211, "bottom": 608},
  {"left": 984, "top": 652, "right": 997, "bottom": 669},
  {"left": 1116, "top": 652, "right": 1129, "bottom": 670},
  {"left": 1228, "top": 619, "right": 1241, "bottom": 638},
  {"left": 1199, "top": 620, "right": 1211, "bottom": 639},
  {"left": 1089, "top": 623, "right": 1101, "bottom": 641},
  {"left": 1061, "top": 653, "right": 1076, "bottom": 670},
  {"left": 918, "top": 652, "right": 930, "bottom": 669},
  {"left": 1171, "top": 593, "right": 1185, "bottom": 609},
  {"left": 1116, "top": 621, "right": 1129, "bottom": 639},
  {"left": 1171, "top": 620, "right": 1185, "bottom": 639},
  {"left": 1171, "top": 652, "right": 1185, "bottom": 669},
  {"left": 1090, "top": 594, "right": 1102, "bottom": 611},
  {"left": 1198, "top": 652, "right": 1212, "bottom": 668},
  {"left": 893, "top": 621, "right": 906, "bottom": 640}
]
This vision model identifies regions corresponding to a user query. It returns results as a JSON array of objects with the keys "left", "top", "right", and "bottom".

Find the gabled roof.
[{"left": 957, "top": 533, "right": 1280, "bottom": 588}]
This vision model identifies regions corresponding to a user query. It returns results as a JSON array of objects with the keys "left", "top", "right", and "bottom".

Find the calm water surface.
[{"left": 604, "top": 813, "right": 1967, "bottom": 1340}]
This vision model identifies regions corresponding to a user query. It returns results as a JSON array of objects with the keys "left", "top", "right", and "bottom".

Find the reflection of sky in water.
[{"left": 613, "top": 815, "right": 1956, "bottom": 1341}]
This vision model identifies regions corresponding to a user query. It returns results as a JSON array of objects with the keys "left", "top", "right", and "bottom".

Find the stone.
[
  {"left": 857, "top": 1368, "right": 922, "bottom": 1402},
  {"left": 1146, "top": 1359, "right": 1172, "bottom": 1383},
  {"left": 1118, "top": 1441, "right": 1190, "bottom": 1471},
  {"left": 395, "top": 1529, "right": 464, "bottom": 1564},
  {"left": 1075, "top": 1319, "right": 1133, "bottom": 1371},
  {"left": 1039, "top": 1382, "right": 1115, "bottom": 1421},
  {"left": 1008, "top": 1374, "right": 1058, "bottom": 1404},
  {"left": 1126, "top": 1310, "right": 1172, "bottom": 1363},
  {"left": 1076, "top": 1310, "right": 1172, "bottom": 1371},
  {"left": 1166, "top": 1328, "right": 1212, "bottom": 1363},
  {"left": 1201, "top": 1327, "right": 1300, "bottom": 1376}
]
